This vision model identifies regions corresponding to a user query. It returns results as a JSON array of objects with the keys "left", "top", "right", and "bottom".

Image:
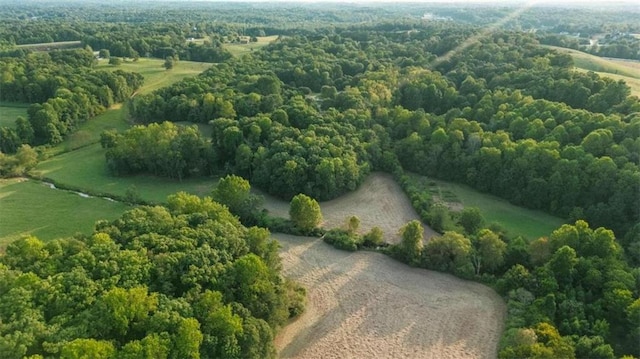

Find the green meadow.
[
  {"left": 96, "top": 57, "right": 212, "bottom": 95},
  {"left": 0, "top": 178, "right": 130, "bottom": 247},
  {"left": 34, "top": 143, "right": 216, "bottom": 205},
  {"left": 410, "top": 174, "right": 565, "bottom": 241},
  {"left": 224, "top": 35, "right": 279, "bottom": 57},
  {"left": 0, "top": 103, "right": 29, "bottom": 128}
]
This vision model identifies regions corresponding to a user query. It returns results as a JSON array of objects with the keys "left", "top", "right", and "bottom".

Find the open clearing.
[
  {"left": 0, "top": 103, "right": 28, "bottom": 128},
  {"left": 224, "top": 35, "right": 279, "bottom": 57},
  {"left": 34, "top": 143, "right": 215, "bottom": 204},
  {"left": 0, "top": 178, "right": 129, "bottom": 247},
  {"left": 96, "top": 58, "right": 212, "bottom": 95},
  {"left": 409, "top": 174, "right": 564, "bottom": 241},
  {"left": 274, "top": 234, "right": 506, "bottom": 359},
  {"left": 261, "top": 172, "right": 437, "bottom": 244}
]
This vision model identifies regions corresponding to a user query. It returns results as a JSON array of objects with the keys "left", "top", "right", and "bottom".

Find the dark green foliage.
[
  {"left": 323, "top": 228, "right": 359, "bottom": 252},
  {"left": 458, "top": 207, "right": 485, "bottom": 235},
  {"left": 0, "top": 52, "right": 142, "bottom": 147},
  {"left": 211, "top": 175, "right": 264, "bottom": 225},
  {"left": 289, "top": 194, "right": 322, "bottom": 234},
  {"left": 0, "top": 193, "right": 304, "bottom": 358},
  {"left": 105, "top": 122, "right": 211, "bottom": 180}
]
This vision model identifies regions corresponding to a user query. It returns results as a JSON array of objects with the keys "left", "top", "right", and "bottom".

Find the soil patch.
[
  {"left": 274, "top": 234, "right": 506, "bottom": 359},
  {"left": 261, "top": 172, "right": 437, "bottom": 244}
]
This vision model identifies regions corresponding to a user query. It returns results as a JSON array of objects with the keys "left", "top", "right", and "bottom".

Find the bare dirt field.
[
  {"left": 274, "top": 234, "right": 506, "bottom": 359},
  {"left": 261, "top": 172, "right": 438, "bottom": 244}
]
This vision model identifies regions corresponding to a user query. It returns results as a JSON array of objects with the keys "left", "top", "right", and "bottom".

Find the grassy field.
[
  {"left": 0, "top": 103, "right": 29, "bottom": 128},
  {"left": 43, "top": 58, "right": 212, "bottom": 155},
  {"left": 543, "top": 45, "right": 640, "bottom": 78},
  {"left": 0, "top": 178, "right": 130, "bottom": 247},
  {"left": 542, "top": 45, "right": 640, "bottom": 98},
  {"left": 34, "top": 143, "right": 215, "bottom": 204},
  {"left": 224, "top": 35, "right": 279, "bottom": 57},
  {"left": 409, "top": 174, "right": 564, "bottom": 241},
  {"left": 96, "top": 57, "right": 212, "bottom": 95}
]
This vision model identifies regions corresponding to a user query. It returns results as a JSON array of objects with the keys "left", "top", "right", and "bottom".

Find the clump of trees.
[
  {"left": 0, "top": 192, "right": 305, "bottom": 358},
  {"left": 102, "top": 122, "right": 212, "bottom": 180}
]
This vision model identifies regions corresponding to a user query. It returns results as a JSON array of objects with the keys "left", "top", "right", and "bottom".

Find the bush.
[
  {"left": 362, "top": 226, "right": 384, "bottom": 248},
  {"left": 323, "top": 228, "right": 359, "bottom": 251}
]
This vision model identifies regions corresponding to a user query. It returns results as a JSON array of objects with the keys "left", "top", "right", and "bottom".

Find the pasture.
[
  {"left": 0, "top": 178, "right": 129, "bottom": 247},
  {"left": 96, "top": 57, "right": 212, "bottom": 95},
  {"left": 34, "top": 143, "right": 215, "bottom": 204},
  {"left": 0, "top": 103, "right": 29, "bottom": 128},
  {"left": 274, "top": 233, "right": 505, "bottom": 359},
  {"left": 224, "top": 35, "right": 280, "bottom": 57},
  {"left": 410, "top": 174, "right": 564, "bottom": 241}
]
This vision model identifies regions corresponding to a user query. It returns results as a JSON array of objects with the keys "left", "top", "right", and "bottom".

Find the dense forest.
[
  {"left": 0, "top": 193, "right": 305, "bottom": 358},
  {"left": 0, "top": 1, "right": 638, "bottom": 358}
]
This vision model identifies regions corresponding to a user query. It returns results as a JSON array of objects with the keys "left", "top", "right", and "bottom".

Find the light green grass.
[
  {"left": 543, "top": 45, "right": 640, "bottom": 79},
  {"left": 34, "top": 143, "right": 216, "bottom": 204},
  {"left": 0, "top": 103, "right": 29, "bottom": 128},
  {"left": 410, "top": 174, "right": 565, "bottom": 241},
  {"left": 0, "top": 178, "right": 130, "bottom": 247},
  {"left": 96, "top": 58, "right": 212, "bottom": 95},
  {"left": 224, "top": 35, "right": 279, "bottom": 57}
]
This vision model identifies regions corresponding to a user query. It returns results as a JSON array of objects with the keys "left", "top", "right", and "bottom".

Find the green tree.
[
  {"left": 471, "top": 228, "right": 507, "bottom": 275},
  {"left": 362, "top": 226, "right": 384, "bottom": 248},
  {"left": 211, "top": 175, "right": 263, "bottom": 223},
  {"left": 164, "top": 56, "right": 175, "bottom": 70},
  {"left": 458, "top": 207, "right": 484, "bottom": 235},
  {"left": 289, "top": 194, "right": 322, "bottom": 233},
  {"left": 60, "top": 339, "right": 116, "bottom": 359},
  {"left": 108, "top": 57, "right": 122, "bottom": 66},
  {"left": 424, "top": 231, "right": 472, "bottom": 276},
  {"left": 399, "top": 220, "right": 424, "bottom": 264}
]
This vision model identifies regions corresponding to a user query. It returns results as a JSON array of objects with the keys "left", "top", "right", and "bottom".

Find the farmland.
[
  {"left": 275, "top": 234, "right": 505, "bottom": 359},
  {"left": 96, "top": 58, "right": 212, "bottom": 95}
]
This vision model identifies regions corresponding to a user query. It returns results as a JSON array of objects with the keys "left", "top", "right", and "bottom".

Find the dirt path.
[
  {"left": 274, "top": 234, "right": 506, "bottom": 359},
  {"left": 262, "top": 172, "right": 438, "bottom": 244}
]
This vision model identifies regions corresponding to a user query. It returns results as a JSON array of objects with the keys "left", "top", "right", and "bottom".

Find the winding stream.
[{"left": 40, "top": 180, "right": 118, "bottom": 202}]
